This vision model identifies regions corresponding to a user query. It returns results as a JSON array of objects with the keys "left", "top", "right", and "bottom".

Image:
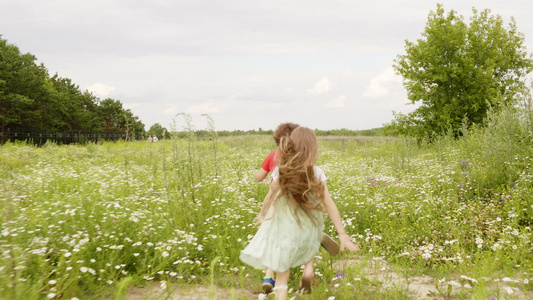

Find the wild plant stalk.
[
  {"left": 3, "top": 180, "right": 16, "bottom": 300},
  {"left": 160, "top": 141, "right": 180, "bottom": 228},
  {"left": 519, "top": 81, "right": 533, "bottom": 140},
  {"left": 209, "top": 256, "right": 221, "bottom": 298},
  {"left": 202, "top": 113, "right": 219, "bottom": 178},
  {"left": 123, "top": 112, "right": 131, "bottom": 141},
  {"left": 123, "top": 149, "right": 130, "bottom": 191},
  {"left": 176, "top": 113, "right": 197, "bottom": 203},
  {"left": 169, "top": 117, "right": 187, "bottom": 222}
]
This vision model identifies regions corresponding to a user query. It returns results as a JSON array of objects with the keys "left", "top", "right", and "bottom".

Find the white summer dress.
[{"left": 240, "top": 166, "right": 326, "bottom": 272}]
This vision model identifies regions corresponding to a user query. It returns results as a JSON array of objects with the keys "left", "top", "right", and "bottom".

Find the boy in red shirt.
[{"left": 254, "top": 123, "right": 298, "bottom": 182}]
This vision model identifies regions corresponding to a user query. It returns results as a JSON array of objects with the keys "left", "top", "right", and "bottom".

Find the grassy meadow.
[{"left": 1, "top": 114, "right": 533, "bottom": 299}]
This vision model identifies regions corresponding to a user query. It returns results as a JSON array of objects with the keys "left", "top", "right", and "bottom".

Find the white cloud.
[
  {"left": 306, "top": 77, "right": 331, "bottom": 97},
  {"left": 122, "top": 102, "right": 141, "bottom": 110},
  {"left": 323, "top": 95, "right": 347, "bottom": 108},
  {"left": 362, "top": 68, "right": 402, "bottom": 98},
  {"left": 163, "top": 105, "right": 181, "bottom": 116},
  {"left": 254, "top": 102, "right": 287, "bottom": 112},
  {"left": 86, "top": 83, "right": 115, "bottom": 98},
  {"left": 341, "top": 68, "right": 355, "bottom": 77},
  {"left": 187, "top": 101, "right": 231, "bottom": 114}
]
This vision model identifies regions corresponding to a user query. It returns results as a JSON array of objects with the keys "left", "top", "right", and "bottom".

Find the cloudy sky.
[{"left": 2, "top": 0, "right": 533, "bottom": 131}]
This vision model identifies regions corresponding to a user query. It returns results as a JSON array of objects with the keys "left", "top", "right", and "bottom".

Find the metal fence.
[{"left": 1, "top": 128, "right": 144, "bottom": 145}]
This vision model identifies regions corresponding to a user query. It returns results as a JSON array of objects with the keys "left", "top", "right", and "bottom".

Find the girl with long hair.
[
  {"left": 253, "top": 122, "right": 340, "bottom": 294},
  {"left": 240, "top": 126, "right": 358, "bottom": 300}
]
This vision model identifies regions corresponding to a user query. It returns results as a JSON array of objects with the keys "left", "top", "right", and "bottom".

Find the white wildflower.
[
  {"left": 505, "top": 286, "right": 514, "bottom": 295},
  {"left": 448, "top": 280, "right": 462, "bottom": 287}
]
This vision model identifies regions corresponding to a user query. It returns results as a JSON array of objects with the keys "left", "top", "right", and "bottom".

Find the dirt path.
[
  {"left": 126, "top": 257, "right": 532, "bottom": 299},
  {"left": 127, "top": 284, "right": 256, "bottom": 300},
  {"left": 332, "top": 257, "right": 532, "bottom": 300}
]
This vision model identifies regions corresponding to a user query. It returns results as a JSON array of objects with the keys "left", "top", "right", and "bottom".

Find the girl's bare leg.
[
  {"left": 274, "top": 269, "right": 290, "bottom": 300},
  {"left": 262, "top": 268, "right": 276, "bottom": 293},
  {"left": 299, "top": 258, "right": 314, "bottom": 293},
  {"left": 265, "top": 268, "right": 275, "bottom": 278}
]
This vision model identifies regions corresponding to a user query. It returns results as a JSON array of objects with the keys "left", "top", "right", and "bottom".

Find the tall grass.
[{"left": 0, "top": 108, "right": 532, "bottom": 299}]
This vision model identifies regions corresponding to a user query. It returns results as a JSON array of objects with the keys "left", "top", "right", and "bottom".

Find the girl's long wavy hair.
[{"left": 270, "top": 126, "right": 325, "bottom": 227}]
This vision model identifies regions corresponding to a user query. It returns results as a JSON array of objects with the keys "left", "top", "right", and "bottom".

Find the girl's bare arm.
[
  {"left": 254, "top": 185, "right": 275, "bottom": 224},
  {"left": 322, "top": 184, "right": 359, "bottom": 252}
]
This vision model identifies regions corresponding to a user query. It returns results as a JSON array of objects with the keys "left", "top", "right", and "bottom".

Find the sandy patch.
[{"left": 127, "top": 283, "right": 256, "bottom": 300}]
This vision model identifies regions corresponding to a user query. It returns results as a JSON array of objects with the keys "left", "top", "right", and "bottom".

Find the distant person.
[
  {"left": 153, "top": 135, "right": 158, "bottom": 142},
  {"left": 240, "top": 126, "right": 359, "bottom": 300},
  {"left": 252, "top": 123, "right": 341, "bottom": 295},
  {"left": 148, "top": 135, "right": 153, "bottom": 142}
]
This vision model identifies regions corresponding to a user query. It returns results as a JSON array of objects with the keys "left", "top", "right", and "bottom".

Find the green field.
[{"left": 1, "top": 132, "right": 532, "bottom": 299}]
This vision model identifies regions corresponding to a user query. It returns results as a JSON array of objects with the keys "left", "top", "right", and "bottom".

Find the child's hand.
[
  {"left": 253, "top": 213, "right": 264, "bottom": 225},
  {"left": 339, "top": 233, "right": 359, "bottom": 252}
]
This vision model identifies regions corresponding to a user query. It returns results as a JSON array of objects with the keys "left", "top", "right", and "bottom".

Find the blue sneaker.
[{"left": 262, "top": 276, "right": 275, "bottom": 294}]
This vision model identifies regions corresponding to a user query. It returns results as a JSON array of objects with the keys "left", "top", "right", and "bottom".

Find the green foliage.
[
  {"left": 390, "top": 4, "right": 533, "bottom": 139},
  {"left": 0, "top": 35, "right": 144, "bottom": 137},
  {"left": 456, "top": 101, "right": 533, "bottom": 200},
  {"left": 0, "top": 37, "right": 46, "bottom": 129},
  {"left": 147, "top": 123, "right": 170, "bottom": 139},
  {"left": 47, "top": 75, "right": 103, "bottom": 131}
]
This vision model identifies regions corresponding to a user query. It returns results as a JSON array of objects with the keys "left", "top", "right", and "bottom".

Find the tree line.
[
  {"left": 146, "top": 121, "right": 383, "bottom": 140},
  {"left": 0, "top": 35, "right": 145, "bottom": 142}
]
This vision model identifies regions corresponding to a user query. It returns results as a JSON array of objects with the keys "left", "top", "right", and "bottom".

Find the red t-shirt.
[{"left": 261, "top": 150, "right": 277, "bottom": 172}]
